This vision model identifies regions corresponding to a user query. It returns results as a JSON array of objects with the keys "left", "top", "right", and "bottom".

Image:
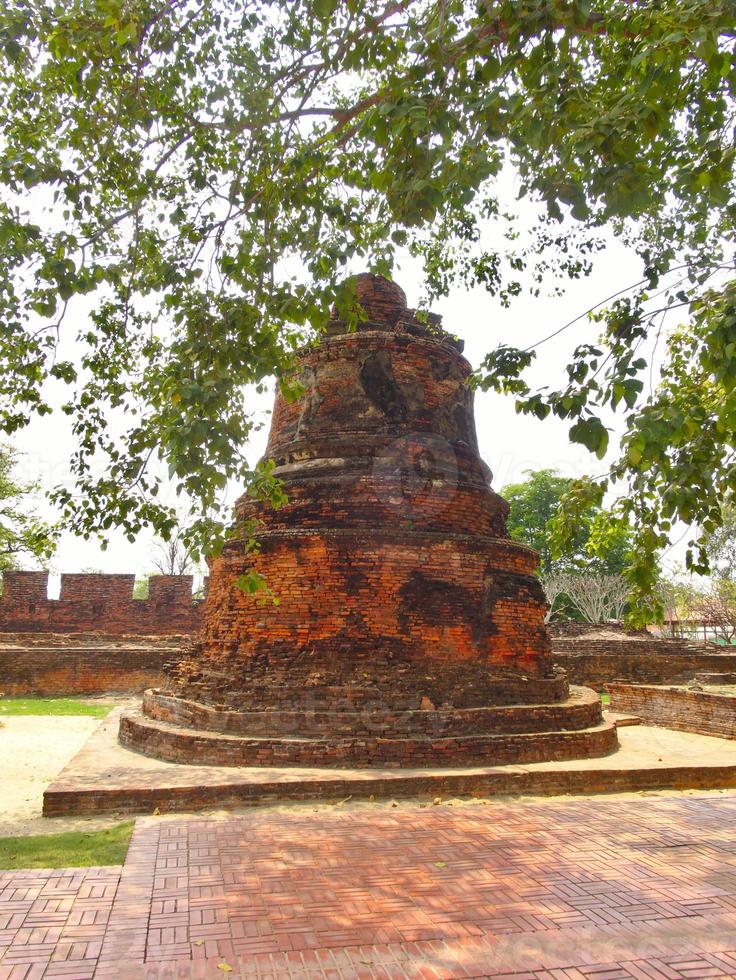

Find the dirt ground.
[{"left": 0, "top": 713, "right": 128, "bottom": 837}]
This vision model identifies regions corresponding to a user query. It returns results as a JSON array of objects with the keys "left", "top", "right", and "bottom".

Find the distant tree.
[
  {"left": 538, "top": 569, "right": 569, "bottom": 623},
  {"left": 663, "top": 573, "right": 736, "bottom": 645},
  {"left": 678, "top": 578, "right": 736, "bottom": 645},
  {"left": 557, "top": 572, "right": 630, "bottom": 624},
  {"left": 696, "top": 586, "right": 736, "bottom": 644},
  {"left": 0, "top": 444, "right": 57, "bottom": 572},
  {"left": 702, "top": 502, "right": 736, "bottom": 582},
  {"left": 151, "top": 528, "right": 194, "bottom": 576},
  {"left": 502, "top": 469, "right": 633, "bottom": 576}
]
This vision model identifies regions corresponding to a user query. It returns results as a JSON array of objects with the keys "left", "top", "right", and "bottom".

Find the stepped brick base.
[
  {"left": 44, "top": 707, "right": 736, "bottom": 816},
  {"left": 118, "top": 685, "right": 616, "bottom": 769},
  {"left": 140, "top": 685, "right": 602, "bottom": 737}
]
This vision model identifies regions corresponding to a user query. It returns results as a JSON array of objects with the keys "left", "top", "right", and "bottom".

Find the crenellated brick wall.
[{"left": 0, "top": 571, "right": 205, "bottom": 635}]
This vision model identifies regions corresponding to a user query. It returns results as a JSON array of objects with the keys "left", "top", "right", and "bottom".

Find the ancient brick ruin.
[
  {"left": 0, "top": 571, "right": 202, "bottom": 634},
  {"left": 0, "top": 571, "right": 199, "bottom": 694},
  {"left": 548, "top": 621, "right": 736, "bottom": 687},
  {"left": 120, "top": 274, "right": 618, "bottom": 767},
  {"left": 0, "top": 633, "right": 183, "bottom": 696},
  {"left": 608, "top": 682, "right": 736, "bottom": 740}
]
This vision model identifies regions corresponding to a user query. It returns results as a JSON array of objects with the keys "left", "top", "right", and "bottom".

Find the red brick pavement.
[
  {"left": 3, "top": 794, "right": 736, "bottom": 977},
  {"left": 0, "top": 866, "right": 119, "bottom": 978}
]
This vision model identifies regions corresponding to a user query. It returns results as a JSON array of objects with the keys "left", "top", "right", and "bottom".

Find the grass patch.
[
  {"left": 0, "top": 822, "right": 135, "bottom": 870},
  {"left": 0, "top": 697, "right": 111, "bottom": 718},
  {"left": 600, "top": 692, "right": 610, "bottom": 705}
]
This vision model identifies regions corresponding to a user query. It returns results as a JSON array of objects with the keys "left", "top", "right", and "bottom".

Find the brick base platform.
[
  {"left": 6, "top": 793, "right": 736, "bottom": 977},
  {"left": 44, "top": 707, "right": 736, "bottom": 816}
]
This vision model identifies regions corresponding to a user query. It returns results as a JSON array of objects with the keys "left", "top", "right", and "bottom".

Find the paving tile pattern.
[
  {"left": 0, "top": 866, "right": 119, "bottom": 978},
  {"left": 3, "top": 794, "right": 736, "bottom": 977}
]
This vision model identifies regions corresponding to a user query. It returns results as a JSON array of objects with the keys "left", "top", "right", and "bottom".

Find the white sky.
[{"left": 10, "top": 227, "right": 669, "bottom": 580}]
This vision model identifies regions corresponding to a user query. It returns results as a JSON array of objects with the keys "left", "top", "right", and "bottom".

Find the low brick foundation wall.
[
  {"left": 0, "top": 633, "right": 186, "bottom": 696},
  {"left": 607, "top": 683, "right": 736, "bottom": 740},
  {"left": 549, "top": 622, "right": 735, "bottom": 687},
  {"left": 553, "top": 652, "right": 736, "bottom": 690}
]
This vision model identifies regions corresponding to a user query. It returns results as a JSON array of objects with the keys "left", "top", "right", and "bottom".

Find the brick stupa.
[{"left": 121, "top": 275, "right": 617, "bottom": 767}]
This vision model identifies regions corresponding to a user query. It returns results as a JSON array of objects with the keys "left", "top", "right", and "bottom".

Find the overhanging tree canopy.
[{"left": 0, "top": 0, "right": 734, "bottom": 616}]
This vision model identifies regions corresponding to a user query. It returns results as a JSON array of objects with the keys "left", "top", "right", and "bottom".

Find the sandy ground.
[{"left": 0, "top": 714, "right": 129, "bottom": 837}]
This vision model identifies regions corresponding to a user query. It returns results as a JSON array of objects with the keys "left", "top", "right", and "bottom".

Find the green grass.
[
  {"left": 0, "top": 697, "right": 112, "bottom": 718},
  {"left": 600, "top": 692, "right": 610, "bottom": 705},
  {"left": 0, "top": 822, "right": 135, "bottom": 870}
]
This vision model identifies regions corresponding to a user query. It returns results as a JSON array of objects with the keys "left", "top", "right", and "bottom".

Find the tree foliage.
[
  {"left": 0, "top": 0, "right": 734, "bottom": 593},
  {"left": 502, "top": 468, "right": 633, "bottom": 575},
  {"left": 0, "top": 445, "right": 58, "bottom": 572}
]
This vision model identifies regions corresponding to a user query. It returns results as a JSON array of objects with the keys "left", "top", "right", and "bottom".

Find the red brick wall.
[
  {"left": 550, "top": 631, "right": 735, "bottom": 686},
  {"left": 607, "top": 682, "right": 736, "bottom": 739},
  {"left": 0, "top": 633, "right": 184, "bottom": 695},
  {"left": 553, "top": 648, "right": 736, "bottom": 687},
  {"left": 0, "top": 571, "right": 203, "bottom": 635}
]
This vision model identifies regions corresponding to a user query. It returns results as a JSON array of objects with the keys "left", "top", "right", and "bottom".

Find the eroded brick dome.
[{"left": 346, "top": 273, "right": 407, "bottom": 324}]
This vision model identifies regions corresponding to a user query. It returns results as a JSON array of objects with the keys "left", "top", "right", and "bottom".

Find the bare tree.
[
  {"left": 556, "top": 573, "right": 630, "bottom": 624},
  {"left": 539, "top": 571, "right": 569, "bottom": 623},
  {"left": 152, "top": 528, "right": 193, "bottom": 576}
]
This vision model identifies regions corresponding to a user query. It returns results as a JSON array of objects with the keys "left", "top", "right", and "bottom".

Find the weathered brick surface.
[
  {"left": 0, "top": 571, "right": 202, "bottom": 634},
  {"left": 124, "top": 274, "right": 613, "bottom": 767},
  {"left": 0, "top": 632, "right": 185, "bottom": 695},
  {"left": 608, "top": 682, "right": 736, "bottom": 739},
  {"left": 168, "top": 277, "right": 558, "bottom": 707},
  {"left": 552, "top": 631, "right": 736, "bottom": 687},
  {"left": 176, "top": 531, "right": 560, "bottom": 712}
]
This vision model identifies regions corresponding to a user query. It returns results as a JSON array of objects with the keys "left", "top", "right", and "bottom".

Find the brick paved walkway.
[
  {"left": 0, "top": 867, "right": 119, "bottom": 978},
  {"left": 3, "top": 794, "right": 736, "bottom": 978}
]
